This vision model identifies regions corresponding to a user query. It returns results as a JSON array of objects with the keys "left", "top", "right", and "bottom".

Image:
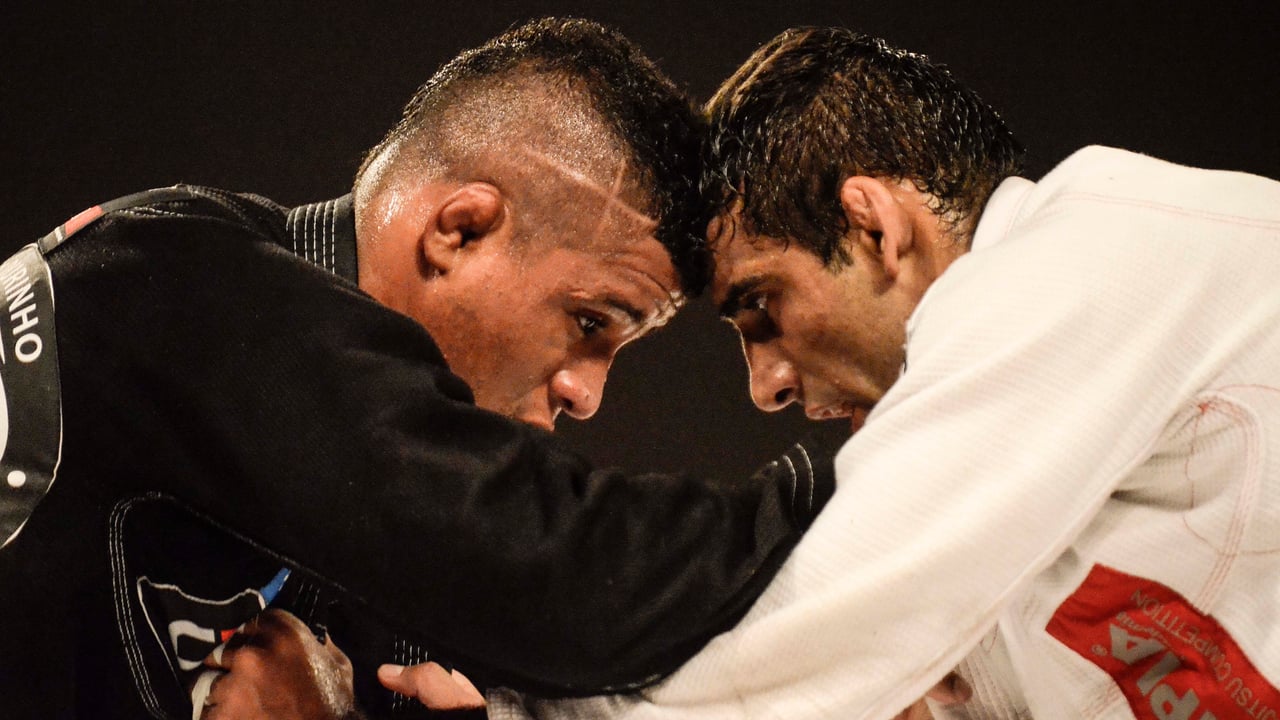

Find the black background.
[{"left": 2, "top": 1, "right": 1277, "bottom": 480}]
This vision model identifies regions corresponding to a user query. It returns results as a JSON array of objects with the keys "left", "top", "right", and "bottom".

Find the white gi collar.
[
  {"left": 900, "top": 175, "right": 1034, "bottom": 376},
  {"left": 970, "top": 175, "right": 1035, "bottom": 252}
]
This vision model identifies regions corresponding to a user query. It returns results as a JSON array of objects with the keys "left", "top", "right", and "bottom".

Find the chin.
[{"left": 513, "top": 411, "right": 556, "bottom": 432}]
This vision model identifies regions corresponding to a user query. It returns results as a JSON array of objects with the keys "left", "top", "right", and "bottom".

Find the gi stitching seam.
[
  {"left": 286, "top": 207, "right": 302, "bottom": 256},
  {"left": 307, "top": 204, "right": 317, "bottom": 265},
  {"left": 325, "top": 200, "right": 335, "bottom": 272},
  {"left": 795, "top": 444, "right": 815, "bottom": 513},
  {"left": 109, "top": 496, "right": 166, "bottom": 717},
  {"left": 312, "top": 203, "right": 321, "bottom": 266},
  {"left": 779, "top": 454, "right": 799, "bottom": 525}
]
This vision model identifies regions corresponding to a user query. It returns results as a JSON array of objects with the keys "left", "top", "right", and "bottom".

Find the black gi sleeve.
[{"left": 49, "top": 203, "right": 834, "bottom": 695}]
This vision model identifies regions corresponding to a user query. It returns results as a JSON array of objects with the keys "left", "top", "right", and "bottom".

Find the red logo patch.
[{"left": 1046, "top": 564, "right": 1278, "bottom": 720}]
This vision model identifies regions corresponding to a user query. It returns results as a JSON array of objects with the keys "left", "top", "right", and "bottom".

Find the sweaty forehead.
[{"left": 708, "top": 211, "right": 785, "bottom": 298}]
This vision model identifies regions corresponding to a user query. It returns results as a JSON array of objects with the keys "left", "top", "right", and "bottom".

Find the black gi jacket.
[{"left": 0, "top": 187, "right": 833, "bottom": 719}]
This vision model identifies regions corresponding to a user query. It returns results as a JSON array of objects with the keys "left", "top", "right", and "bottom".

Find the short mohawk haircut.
[{"left": 361, "top": 17, "right": 711, "bottom": 293}]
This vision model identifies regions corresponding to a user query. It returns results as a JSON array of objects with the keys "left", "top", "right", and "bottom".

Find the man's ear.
[
  {"left": 838, "top": 176, "right": 914, "bottom": 279},
  {"left": 422, "top": 183, "right": 506, "bottom": 274}
]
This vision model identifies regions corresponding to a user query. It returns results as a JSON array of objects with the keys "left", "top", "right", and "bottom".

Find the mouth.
[
  {"left": 804, "top": 403, "right": 855, "bottom": 423},
  {"left": 804, "top": 402, "right": 872, "bottom": 434}
]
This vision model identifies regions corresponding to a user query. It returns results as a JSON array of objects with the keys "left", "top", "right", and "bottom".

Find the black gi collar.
[{"left": 284, "top": 195, "right": 358, "bottom": 284}]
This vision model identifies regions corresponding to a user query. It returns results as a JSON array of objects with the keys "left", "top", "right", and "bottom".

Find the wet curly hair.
[{"left": 705, "top": 27, "right": 1025, "bottom": 265}]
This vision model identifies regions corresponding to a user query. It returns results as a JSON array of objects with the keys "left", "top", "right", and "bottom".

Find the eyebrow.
[
  {"left": 717, "top": 276, "right": 766, "bottom": 319},
  {"left": 605, "top": 297, "right": 647, "bottom": 326}
]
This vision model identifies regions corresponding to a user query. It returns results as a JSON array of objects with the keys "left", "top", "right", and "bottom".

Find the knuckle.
[{"left": 236, "top": 649, "right": 268, "bottom": 673}]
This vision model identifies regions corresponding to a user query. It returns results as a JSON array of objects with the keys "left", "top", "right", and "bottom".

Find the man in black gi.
[{"left": 0, "top": 18, "right": 833, "bottom": 720}]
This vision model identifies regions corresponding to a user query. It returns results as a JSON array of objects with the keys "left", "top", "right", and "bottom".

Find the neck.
[
  {"left": 353, "top": 190, "right": 423, "bottom": 317},
  {"left": 905, "top": 200, "right": 972, "bottom": 283}
]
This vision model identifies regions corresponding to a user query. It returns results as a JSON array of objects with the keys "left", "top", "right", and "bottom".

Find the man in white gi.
[{"left": 488, "top": 26, "right": 1280, "bottom": 720}]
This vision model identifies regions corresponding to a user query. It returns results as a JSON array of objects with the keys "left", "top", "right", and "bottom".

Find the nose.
[
  {"left": 744, "top": 342, "right": 800, "bottom": 412},
  {"left": 549, "top": 359, "right": 608, "bottom": 420}
]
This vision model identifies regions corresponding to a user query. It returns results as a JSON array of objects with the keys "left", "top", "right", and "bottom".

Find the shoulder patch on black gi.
[{"left": 0, "top": 244, "right": 62, "bottom": 549}]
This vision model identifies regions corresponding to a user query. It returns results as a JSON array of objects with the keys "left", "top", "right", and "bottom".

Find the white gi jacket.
[{"left": 492, "top": 146, "right": 1280, "bottom": 720}]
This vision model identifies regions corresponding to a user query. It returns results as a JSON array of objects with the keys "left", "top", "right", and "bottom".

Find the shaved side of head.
[{"left": 353, "top": 18, "right": 709, "bottom": 293}]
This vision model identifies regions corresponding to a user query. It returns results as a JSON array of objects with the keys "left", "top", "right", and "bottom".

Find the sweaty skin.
[
  {"left": 518, "top": 149, "right": 662, "bottom": 242},
  {"left": 356, "top": 146, "right": 685, "bottom": 430},
  {"left": 193, "top": 610, "right": 355, "bottom": 720}
]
